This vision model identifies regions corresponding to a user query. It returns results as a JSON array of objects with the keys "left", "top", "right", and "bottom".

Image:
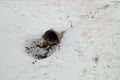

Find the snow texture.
[{"left": 0, "top": 0, "right": 120, "bottom": 80}]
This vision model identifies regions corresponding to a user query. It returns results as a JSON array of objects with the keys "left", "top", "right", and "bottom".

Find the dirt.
[
  {"left": 25, "top": 39, "right": 60, "bottom": 60},
  {"left": 25, "top": 29, "right": 62, "bottom": 60}
]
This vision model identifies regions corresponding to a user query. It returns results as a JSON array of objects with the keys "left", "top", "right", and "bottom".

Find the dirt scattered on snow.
[{"left": 25, "top": 29, "right": 63, "bottom": 60}]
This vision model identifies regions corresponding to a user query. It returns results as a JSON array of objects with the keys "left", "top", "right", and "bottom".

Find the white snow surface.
[{"left": 0, "top": 0, "right": 120, "bottom": 80}]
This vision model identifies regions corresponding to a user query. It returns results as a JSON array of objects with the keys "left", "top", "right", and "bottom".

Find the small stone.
[{"left": 32, "top": 62, "right": 34, "bottom": 64}]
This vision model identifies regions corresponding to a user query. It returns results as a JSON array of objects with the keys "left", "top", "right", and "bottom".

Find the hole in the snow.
[{"left": 25, "top": 29, "right": 64, "bottom": 60}]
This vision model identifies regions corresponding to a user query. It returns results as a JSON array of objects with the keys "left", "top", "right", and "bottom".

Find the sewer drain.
[{"left": 25, "top": 29, "right": 64, "bottom": 60}]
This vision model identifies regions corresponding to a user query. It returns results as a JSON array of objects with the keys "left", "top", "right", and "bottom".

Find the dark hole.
[{"left": 43, "top": 30, "right": 59, "bottom": 45}]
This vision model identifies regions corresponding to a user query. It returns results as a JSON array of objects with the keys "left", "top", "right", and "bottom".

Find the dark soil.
[
  {"left": 25, "top": 29, "right": 61, "bottom": 60},
  {"left": 25, "top": 39, "right": 59, "bottom": 60}
]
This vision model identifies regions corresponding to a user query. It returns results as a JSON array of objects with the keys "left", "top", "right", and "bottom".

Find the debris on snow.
[{"left": 25, "top": 29, "right": 64, "bottom": 60}]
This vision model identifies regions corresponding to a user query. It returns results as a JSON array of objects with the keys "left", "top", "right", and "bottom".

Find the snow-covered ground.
[{"left": 0, "top": 0, "right": 120, "bottom": 80}]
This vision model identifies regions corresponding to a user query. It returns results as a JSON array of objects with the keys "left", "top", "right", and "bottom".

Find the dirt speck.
[
  {"left": 103, "top": 4, "right": 110, "bottom": 9},
  {"left": 107, "top": 65, "right": 110, "bottom": 68},
  {"left": 93, "top": 56, "right": 99, "bottom": 64}
]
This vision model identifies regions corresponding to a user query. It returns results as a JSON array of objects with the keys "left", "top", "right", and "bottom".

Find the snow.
[{"left": 0, "top": 0, "right": 120, "bottom": 80}]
